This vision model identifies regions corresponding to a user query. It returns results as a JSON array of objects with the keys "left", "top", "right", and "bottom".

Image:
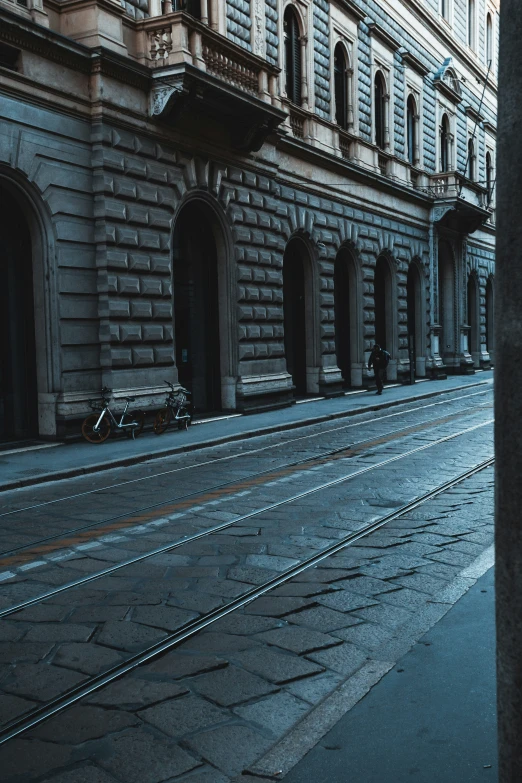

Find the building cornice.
[
  {"left": 332, "top": 0, "right": 366, "bottom": 22},
  {"left": 366, "top": 20, "right": 401, "bottom": 51},
  {"left": 398, "top": 47, "right": 430, "bottom": 76}
]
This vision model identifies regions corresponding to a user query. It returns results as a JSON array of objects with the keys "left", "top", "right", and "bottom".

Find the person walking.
[{"left": 368, "top": 343, "right": 390, "bottom": 395}]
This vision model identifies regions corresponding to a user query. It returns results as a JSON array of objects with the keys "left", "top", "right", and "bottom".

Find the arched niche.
[
  {"left": 171, "top": 194, "right": 236, "bottom": 411},
  {"left": 407, "top": 260, "right": 427, "bottom": 377},
  {"left": 467, "top": 271, "right": 480, "bottom": 367},
  {"left": 486, "top": 276, "right": 494, "bottom": 365},
  {"left": 438, "top": 240, "right": 457, "bottom": 369},
  {"left": 374, "top": 254, "right": 398, "bottom": 379},
  {"left": 334, "top": 246, "right": 362, "bottom": 387}
]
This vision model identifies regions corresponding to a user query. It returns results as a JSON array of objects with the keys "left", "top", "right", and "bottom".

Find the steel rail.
[
  {"left": 0, "top": 386, "right": 491, "bottom": 518},
  {"left": 0, "top": 453, "right": 494, "bottom": 745},
  {"left": 0, "top": 418, "right": 493, "bottom": 620},
  {"left": 0, "top": 400, "right": 492, "bottom": 561}
]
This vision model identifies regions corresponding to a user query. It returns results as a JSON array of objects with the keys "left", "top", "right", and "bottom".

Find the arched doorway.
[
  {"left": 467, "top": 273, "right": 480, "bottom": 367},
  {"left": 283, "top": 238, "right": 315, "bottom": 396},
  {"left": 0, "top": 187, "right": 38, "bottom": 441},
  {"left": 438, "top": 241, "right": 456, "bottom": 368},
  {"left": 172, "top": 200, "right": 226, "bottom": 413},
  {"left": 334, "top": 248, "right": 359, "bottom": 388},
  {"left": 374, "top": 256, "right": 393, "bottom": 352},
  {"left": 486, "top": 276, "right": 494, "bottom": 365},
  {"left": 407, "top": 262, "right": 424, "bottom": 377}
]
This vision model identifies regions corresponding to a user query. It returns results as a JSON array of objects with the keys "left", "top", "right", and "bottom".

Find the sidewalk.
[
  {"left": 0, "top": 372, "right": 493, "bottom": 492},
  {"left": 283, "top": 563, "right": 497, "bottom": 783}
]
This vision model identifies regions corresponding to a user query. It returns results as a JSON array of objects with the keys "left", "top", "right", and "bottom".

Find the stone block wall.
[
  {"left": 265, "top": 0, "right": 278, "bottom": 65},
  {"left": 313, "top": 0, "right": 331, "bottom": 119},
  {"left": 226, "top": 0, "right": 252, "bottom": 49}
]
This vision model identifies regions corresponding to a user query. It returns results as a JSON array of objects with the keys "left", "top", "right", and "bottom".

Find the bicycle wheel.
[
  {"left": 82, "top": 413, "right": 111, "bottom": 444},
  {"left": 124, "top": 410, "right": 145, "bottom": 438},
  {"left": 153, "top": 407, "right": 171, "bottom": 435}
]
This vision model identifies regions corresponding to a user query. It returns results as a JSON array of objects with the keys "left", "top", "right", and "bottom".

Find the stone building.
[{"left": 0, "top": 0, "right": 497, "bottom": 440}]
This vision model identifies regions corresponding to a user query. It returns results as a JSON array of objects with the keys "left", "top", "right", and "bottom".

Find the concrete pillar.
[{"left": 496, "top": 2, "right": 522, "bottom": 780}]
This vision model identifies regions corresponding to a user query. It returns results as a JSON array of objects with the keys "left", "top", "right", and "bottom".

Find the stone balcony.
[
  {"left": 417, "top": 171, "right": 492, "bottom": 233},
  {"left": 135, "top": 10, "right": 286, "bottom": 151}
]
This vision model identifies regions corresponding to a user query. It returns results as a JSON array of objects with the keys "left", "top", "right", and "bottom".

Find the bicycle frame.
[{"left": 93, "top": 399, "right": 138, "bottom": 432}]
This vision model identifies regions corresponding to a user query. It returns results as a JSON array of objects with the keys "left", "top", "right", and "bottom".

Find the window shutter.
[
  {"left": 291, "top": 15, "right": 301, "bottom": 106},
  {"left": 334, "top": 48, "right": 347, "bottom": 128}
]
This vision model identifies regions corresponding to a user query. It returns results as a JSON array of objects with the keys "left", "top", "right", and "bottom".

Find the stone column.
[{"left": 496, "top": 2, "right": 522, "bottom": 780}]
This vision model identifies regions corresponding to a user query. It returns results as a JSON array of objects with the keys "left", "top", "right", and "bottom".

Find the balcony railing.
[
  {"left": 138, "top": 11, "right": 280, "bottom": 106},
  {"left": 418, "top": 172, "right": 488, "bottom": 209}
]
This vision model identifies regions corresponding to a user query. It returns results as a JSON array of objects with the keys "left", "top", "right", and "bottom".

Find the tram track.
[
  {"left": 0, "top": 386, "right": 491, "bottom": 519},
  {"left": 0, "top": 451, "right": 494, "bottom": 746},
  {"left": 0, "top": 392, "right": 492, "bottom": 565},
  {"left": 0, "top": 418, "right": 493, "bottom": 618}
]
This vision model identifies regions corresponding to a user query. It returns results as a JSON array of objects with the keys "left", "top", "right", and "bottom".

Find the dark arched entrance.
[
  {"left": 407, "top": 263, "right": 423, "bottom": 377},
  {"left": 0, "top": 188, "right": 38, "bottom": 441},
  {"left": 438, "top": 241, "right": 456, "bottom": 368},
  {"left": 283, "top": 239, "right": 309, "bottom": 396},
  {"left": 467, "top": 273, "right": 480, "bottom": 367},
  {"left": 374, "top": 256, "right": 392, "bottom": 351},
  {"left": 172, "top": 201, "right": 222, "bottom": 413},
  {"left": 486, "top": 277, "right": 494, "bottom": 364},
  {"left": 334, "top": 249, "right": 357, "bottom": 388}
]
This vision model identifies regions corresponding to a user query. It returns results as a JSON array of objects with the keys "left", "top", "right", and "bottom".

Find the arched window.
[
  {"left": 486, "top": 151, "right": 494, "bottom": 200},
  {"left": 284, "top": 6, "right": 302, "bottom": 106},
  {"left": 440, "top": 114, "right": 450, "bottom": 172},
  {"left": 468, "top": 138, "right": 475, "bottom": 180},
  {"left": 334, "top": 44, "right": 348, "bottom": 129},
  {"left": 407, "top": 95, "right": 417, "bottom": 165},
  {"left": 486, "top": 13, "right": 493, "bottom": 66},
  {"left": 374, "top": 72, "right": 386, "bottom": 150},
  {"left": 468, "top": 0, "right": 475, "bottom": 49}
]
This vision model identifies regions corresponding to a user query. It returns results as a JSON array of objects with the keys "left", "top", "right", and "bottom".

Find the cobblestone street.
[{"left": 0, "top": 384, "right": 495, "bottom": 782}]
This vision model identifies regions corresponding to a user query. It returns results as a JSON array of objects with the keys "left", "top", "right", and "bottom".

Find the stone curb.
[
  {"left": 239, "top": 543, "right": 495, "bottom": 781},
  {"left": 0, "top": 379, "right": 490, "bottom": 494}
]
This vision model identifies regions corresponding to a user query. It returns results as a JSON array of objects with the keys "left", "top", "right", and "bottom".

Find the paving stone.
[
  {"left": 24, "top": 623, "right": 95, "bottom": 643},
  {"left": 97, "top": 621, "right": 168, "bottom": 651},
  {"left": 209, "top": 614, "right": 281, "bottom": 636},
  {"left": 215, "top": 527, "right": 261, "bottom": 537},
  {"left": 44, "top": 766, "right": 119, "bottom": 783},
  {"left": 256, "top": 626, "right": 341, "bottom": 654},
  {"left": 417, "top": 562, "right": 462, "bottom": 579},
  {"left": 285, "top": 606, "right": 362, "bottom": 633},
  {"left": 69, "top": 606, "right": 130, "bottom": 623},
  {"left": 0, "top": 623, "right": 25, "bottom": 643},
  {"left": 192, "top": 665, "right": 278, "bottom": 706},
  {"left": 196, "top": 579, "right": 252, "bottom": 598},
  {"left": 140, "top": 694, "right": 228, "bottom": 737},
  {"left": 269, "top": 583, "right": 333, "bottom": 598},
  {"left": 245, "top": 554, "right": 299, "bottom": 571},
  {"left": 167, "top": 594, "right": 224, "bottom": 614},
  {"left": 357, "top": 563, "right": 414, "bottom": 579},
  {"left": 291, "top": 568, "right": 353, "bottom": 583},
  {"left": 390, "top": 572, "right": 449, "bottom": 594},
  {"left": 232, "top": 647, "right": 324, "bottom": 683},
  {"left": 0, "top": 737, "right": 77, "bottom": 781},
  {"left": 234, "top": 690, "right": 309, "bottom": 736},
  {"left": 145, "top": 654, "right": 226, "bottom": 678},
  {"left": 378, "top": 588, "right": 432, "bottom": 611},
  {"left": 99, "top": 728, "right": 200, "bottom": 783},
  {"left": 244, "top": 596, "right": 316, "bottom": 617},
  {"left": 185, "top": 725, "right": 271, "bottom": 777},
  {"left": 315, "top": 591, "right": 379, "bottom": 613},
  {"left": 333, "top": 576, "right": 400, "bottom": 595},
  {"left": 227, "top": 566, "right": 280, "bottom": 584},
  {"left": 0, "top": 641, "right": 54, "bottom": 664},
  {"left": 351, "top": 603, "right": 412, "bottom": 628},
  {"left": 306, "top": 642, "right": 368, "bottom": 675},
  {"left": 177, "top": 632, "right": 260, "bottom": 654},
  {"left": 103, "top": 591, "right": 164, "bottom": 606},
  {"left": 9, "top": 605, "right": 69, "bottom": 622},
  {"left": 332, "top": 623, "right": 394, "bottom": 650},
  {"left": 32, "top": 705, "right": 140, "bottom": 743},
  {"left": 47, "top": 589, "right": 108, "bottom": 606},
  {"left": 3, "top": 663, "right": 86, "bottom": 701},
  {"left": 87, "top": 677, "right": 188, "bottom": 708},
  {"left": 0, "top": 693, "right": 36, "bottom": 724},
  {"left": 166, "top": 770, "right": 229, "bottom": 783},
  {"left": 52, "top": 642, "right": 125, "bottom": 675},
  {"left": 427, "top": 549, "right": 474, "bottom": 567},
  {"left": 287, "top": 671, "right": 345, "bottom": 704},
  {"left": 131, "top": 605, "right": 198, "bottom": 632}
]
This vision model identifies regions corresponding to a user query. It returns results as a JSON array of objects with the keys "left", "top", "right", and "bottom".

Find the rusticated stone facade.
[{"left": 0, "top": 0, "right": 498, "bottom": 440}]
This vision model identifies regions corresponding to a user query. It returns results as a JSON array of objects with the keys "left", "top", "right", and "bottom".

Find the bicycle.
[
  {"left": 153, "top": 381, "right": 192, "bottom": 435},
  {"left": 81, "top": 387, "right": 145, "bottom": 444}
]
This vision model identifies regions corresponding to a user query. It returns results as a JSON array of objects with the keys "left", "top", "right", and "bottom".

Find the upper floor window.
[
  {"left": 441, "top": 0, "right": 449, "bottom": 21},
  {"left": 468, "top": 138, "right": 476, "bottom": 180},
  {"left": 374, "top": 72, "right": 387, "bottom": 150},
  {"left": 440, "top": 113, "right": 450, "bottom": 171},
  {"left": 284, "top": 6, "right": 302, "bottom": 106},
  {"left": 486, "top": 151, "right": 494, "bottom": 199},
  {"left": 468, "top": 0, "right": 476, "bottom": 50},
  {"left": 406, "top": 95, "right": 418, "bottom": 166},
  {"left": 486, "top": 13, "right": 493, "bottom": 67},
  {"left": 334, "top": 44, "right": 348, "bottom": 130}
]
